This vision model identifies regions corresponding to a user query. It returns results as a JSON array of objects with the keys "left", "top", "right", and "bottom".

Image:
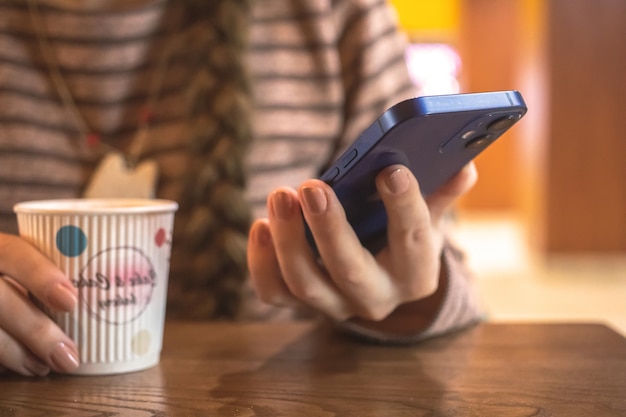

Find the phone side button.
[
  {"left": 341, "top": 149, "right": 358, "bottom": 168},
  {"left": 322, "top": 167, "right": 340, "bottom": 182}
]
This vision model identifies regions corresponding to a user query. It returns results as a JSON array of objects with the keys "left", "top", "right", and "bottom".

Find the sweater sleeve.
[{"left": 337, "top": 241, "right": 485, "bottom": 344}]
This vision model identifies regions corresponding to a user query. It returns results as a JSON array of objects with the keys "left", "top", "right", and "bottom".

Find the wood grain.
[{"left": 0, "top": 321, "right": 625, "bottom": 416}]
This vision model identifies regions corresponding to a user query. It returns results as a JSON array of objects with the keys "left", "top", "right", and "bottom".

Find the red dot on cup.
[{"left": 155, "top": 228, "right": 166, "bottom": 247}]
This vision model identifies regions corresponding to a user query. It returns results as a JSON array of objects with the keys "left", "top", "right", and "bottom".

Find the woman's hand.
[
  {"left": 247, "top": 162, "right": 477, "bottom": 334},
  {"left": 0, "top": 234, "right": 80, "bottom": 376}
]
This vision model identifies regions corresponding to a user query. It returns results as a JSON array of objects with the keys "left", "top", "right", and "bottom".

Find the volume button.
[
  {"left": 323, "top": 167, "right": 340, "bottom": 182},
  {"left": 341, "top": 149, "right": 358, "bottom": 168}
]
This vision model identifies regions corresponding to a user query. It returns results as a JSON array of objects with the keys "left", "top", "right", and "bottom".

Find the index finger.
[
  {"left": 298, "top": 180, "right": 392, "bottom": 316},
  {"left": 0, "top": 234, "right": 76, "bottom": 312}
]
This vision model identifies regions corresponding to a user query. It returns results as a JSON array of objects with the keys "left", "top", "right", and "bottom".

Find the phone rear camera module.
[
  {"left": 487, "top": 114, "right": 519, "bottom": 132},
  {"left": 465, "top": 135, "right": 493, "bottom": 150}
]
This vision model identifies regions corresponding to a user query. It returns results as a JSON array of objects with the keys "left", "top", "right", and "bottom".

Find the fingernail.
[
  {"left": 254, "top": 224, "right": 272, "bottom": 246},
  {"left": 24, "top": 357, "right": 50, "bottom": 377},
  {"left": 386, "top": 168, "right": 410, "bottom": 194},
  {"left": 50, "top": 342, "right": 80, "bottom": 373},
  {"left": 271, "top": 190, "right": 294, "bottom": 220},
  {"left": 302, "top": 186, "right": 327, "bottom": 214},
  {"left": 47, "top": 283, "right": 77, "bottom": 312}
]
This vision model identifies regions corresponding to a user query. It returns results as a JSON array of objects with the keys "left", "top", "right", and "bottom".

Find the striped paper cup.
[{"left": 14, "top": 198, "right": 178, "bottom": 375}]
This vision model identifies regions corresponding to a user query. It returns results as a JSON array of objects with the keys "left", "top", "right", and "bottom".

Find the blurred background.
[{"left": 389, "top": 0, "right": 626, "bottom": 334}]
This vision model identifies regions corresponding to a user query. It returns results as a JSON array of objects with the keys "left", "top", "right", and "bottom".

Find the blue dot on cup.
[{"left": 56, "top": 225, "right": 88, "bottom": 257}]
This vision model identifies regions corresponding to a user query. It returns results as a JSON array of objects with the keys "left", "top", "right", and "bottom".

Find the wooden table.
[{"left": 1, "top": 321, "right": 625, "bottom": 416}]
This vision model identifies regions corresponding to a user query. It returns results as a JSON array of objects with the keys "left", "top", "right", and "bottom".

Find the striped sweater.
[{"left": 0, "top": 0, "right": 481, "bottom": 341}]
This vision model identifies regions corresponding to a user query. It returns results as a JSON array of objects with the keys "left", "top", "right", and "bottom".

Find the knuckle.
[
  {"left": 28, "top": 318, "right": 54, "bottom": 342},
  {"left": 407, "top": 227, "right": 428, "bottom": 246},
  {"left": 391, "top": 219, "right": 432, "bottom": 247},
  {"left": 254, "top": 285, "right": 275, "bottom": 304},
  {"left": 329, "top": 309, "right": 352, "bottom": 322},
  {"left": 256, "top": 288, "right": 285, "bottom": 306},
  {"left": 407, "top": 276, "right": 438, "bottom": 300},
  {"left": 0, "top": 234, "right": 17, "bottom": 263},
  {"left": 0, "top": 333, "right": 14, "bottom": 362},
  {"left": 329, "top": 253, "right": 372, "bottom": 288},
  {"left": 255, "top": 288, "right": 273, "bottom": 304},
  {"left": 0, "top": 282, "right": 7, "bottom": 307},
  {"left": 359, "top": 303, "right": 395, "bottom": 322},
  {"left": 335, "top": 267, "right": 365, "bottom": 287},
  {"left": 288, "top": 282, "right": 324, "bottom": 305},
  {"left": 0, "top": 278, "right": 20, "bottom": 311}
]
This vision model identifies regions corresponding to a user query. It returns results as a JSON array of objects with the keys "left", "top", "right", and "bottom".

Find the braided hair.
[{"left": 167, "top": 0, "right": 254, "bottom": 319}]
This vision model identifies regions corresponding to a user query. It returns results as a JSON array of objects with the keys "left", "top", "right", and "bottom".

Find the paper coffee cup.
[{"left": 13, "top": 198, "right": 178, "bottom": 375}]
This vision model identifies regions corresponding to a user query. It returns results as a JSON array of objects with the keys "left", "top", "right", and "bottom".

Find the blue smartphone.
[{"left": 308, "top": 90, "right": 527, "bottom": 254}]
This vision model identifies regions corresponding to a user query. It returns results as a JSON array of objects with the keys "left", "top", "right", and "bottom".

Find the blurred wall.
[
  {"left": 392, "top": 0, "right": 626, "bottom": 254},
  {"left": 539, "top": 0, "right": 626, "bottom": 253},
  {"left": 456, "top": 0, "right": 524, "bottom": 211},
  {"left": 461, "top": 0, "right": 626, "bottom": 254}
]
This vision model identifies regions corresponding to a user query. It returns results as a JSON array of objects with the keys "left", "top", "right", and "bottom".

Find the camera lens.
[
  {"left": 487, "top": 114, "right": 518, "bottom": 132},
  {"left": 461, "top": 130, "right": 478, "bottom": 140},
  {"left": 465, "top": 134, "right": 493, "bottom": 150}
]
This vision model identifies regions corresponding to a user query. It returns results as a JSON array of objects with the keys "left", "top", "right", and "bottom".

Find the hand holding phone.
[{"left": 308, "top": 90, "right": 527, "bottom": 254}]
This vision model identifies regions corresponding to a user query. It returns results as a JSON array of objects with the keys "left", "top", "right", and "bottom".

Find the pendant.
[{"left": 83, "top": 153, "right": 158, "bottom": 199}]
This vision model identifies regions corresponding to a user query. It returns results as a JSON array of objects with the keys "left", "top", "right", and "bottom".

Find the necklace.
[{"left": 27, "top": 0, "right": 181, "bottom": 198}]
